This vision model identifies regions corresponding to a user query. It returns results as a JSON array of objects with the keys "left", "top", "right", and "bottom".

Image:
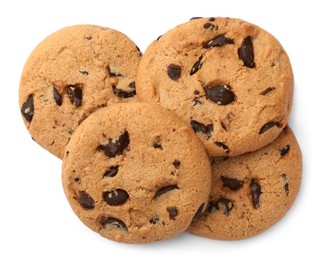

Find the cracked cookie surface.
[
  {"left": 19, "top": 24, "right": 141, "bottom": 158},
  {"left": 62, "top": 103, "right": 211, "bottom": 244},
  {"left": 136, "top": 17, "right": 294, "bottom": 156},
  {"left": 188, "top": 126, "right": 302, "bottom": 240}
]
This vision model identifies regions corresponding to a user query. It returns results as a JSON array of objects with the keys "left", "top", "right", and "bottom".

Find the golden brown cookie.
[
  {"left": 62, "top": 103, "right": 211, "bottom": 244},
  {"left": 188, "top": 126, "right": 302, "bottom": 240},
  {"left": 136, "top": 17, "right": 294, "bottom": 157},
  {"left": 19, "top": 24, "right": 141, "bottom": 158}
]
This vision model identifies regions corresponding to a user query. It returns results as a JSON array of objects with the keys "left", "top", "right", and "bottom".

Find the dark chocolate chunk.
[
  {"left": 204, "top": 84, "right": 236, "bottom": 105},
  {"left": 153, "top": 141, "right": 163, "bottom": 149},
  {"left": 112, "top": 85, "right": 136, "bottom": 98},
  {"left": 207, "top": 198, "right": 234, "bottom": 216},
  {"left": 97, "top": 130, "right": 130, "bottom": 158},
  {"left": 194, "top": 90, "right": 200, "bottom": 95},
  {"left": 250, "top": 179, "right": 262, "bottom": 209},
  {"left": 167, "top": 64, "right": 181, "bottom": 80},
  {"left": 53, "top": 87, "right": 62, "bottom": 106},
  {"left": 203, "top": 23, "right": 215, "bottom": 30},
  {"left": 155, "top": 185, "right": 178, "bottom": 198},
  {"left": 67, "top": 84, "right": 83, "bottom": 107},
  {"left": 74, "top": 177, "right": 80, "bottom": 182},
  {"left": 107, "top": 65, "right": 123, "bottom": 77},
  {"left": 280, "top": 144, "right": 290, "bottom": 156},
  {"left": 190, "top": 120, "right": 213, "bottom": 138},
  {"left": 204, "top": 34, "right": 234, "bottom": 48},
  {"left": 156, "top": 35, "right": 162, "bottom": 41},
  {"left": 190, "top": 55, "right": 203, "bottom": 75},
  {"left": 149, "top": 216, "right": 159, "bottom": 225},
  {"left": 190, "top": 17, "right": 203, "bottom": 20},
  {"left": 104, "top": 165, "right": 119, "bottom": 178},
  {"left": 221, "top": 176, "right": 244, "bottom": 191},
  {"left": 21, "top": 95, "right": 34, "bottom": 122},
  {"left": 103, "top": 189, "right": 129, "bottom": 206},
  {"left": 128, "top": 81, "right": 136, "bottom": 89},
  {"left": 167, "top": 207, "right": 178, "bottom": 220},
  {"left": 238, "top": 36, "right": 255, "bottom": 68},
  {"left": 136, "top": 45, "right": 141, "bottom": 52},
  {"left": 214, "top": 142, "right": 230, "bottom": 154},
  {"left": 208, "top": 17, "right": 215, "bottom": 21},
  {"left": 173, "top": 160, "right": 181, "bottom": 169},
  {"left": 259, "top": 121, "right": 280, "bottom": 134},
  {"left": 260, "top": 87, "right": 275, "bottom": 95},
  {"left": 102, "top": 217, "right": 128, "bottom": 232},
  {"left": 193, "top": 203, "right": 205, "bottom": 221},
  {"left": 77, "top": 192, "right": 95, "bottom": 209}
]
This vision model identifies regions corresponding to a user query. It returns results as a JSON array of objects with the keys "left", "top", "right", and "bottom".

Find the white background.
[{"left": 1, "top": 0, "right": 320, "bottom": 259}]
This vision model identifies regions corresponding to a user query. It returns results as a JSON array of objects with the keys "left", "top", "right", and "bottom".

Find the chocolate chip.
[
  {"left": 194, "top": 90, "right": 200, "bottom": 95},
  {"left": 192, "top": 97, "right": 203, "bottom": 106},
  {"left": 190, "top": 55, "right": 203, "bottom": 75},
  {"left": 281, "top": 174, "right": 289, "bottom": 196},
  {"left": 193, "top": 203, "right": 205, "bottom": 221},
  {"left": 104, "top": 165, "right": 119, "bottom": 178},
  {"left": 128, "top": 81, "right": 136, "bottom": 89},
  {"left": 21, "top": 95, "right": 34, "bottom": 122},
  {"left": 149, "top": 216, "right": 159, "bottom": 225},
  {"left": 259, "top": 121, "right": 280, "bottom": 134},
  {"left": 208, "top": 198, "right": 234, "bottom": 216},
  {"left": 204, "top": 84, "right": 236, "bottom": 105},
  {"left": 112, "top": 85, "right": 136, "bottom": 98},
  {"left": 153, "top": 141, "right": 162, "bottom": 149},
  {"left": 208, "top": 17, "right": 215, "bottom": 21},
  {"left": 97, "top": 130, "right": 130, "bottom": 158},
  {"left": 79, "top": 69, "right": 89, "bottom": 76},
  {"left": 155, "top": 185, "right": 178, "bottom": 198},
  {"left": 190, "top": 17, "right": 203, "bottom": 20},
  {"left": 77, "top": 192, "right": 95, "bottom": 209},
  {"left": 280, "top": 144, "right": 290, "bottom": 156},
  {"left": 102, "top": 217, "right": 128, "bottom": 232},
  {"left": 221, "top": 176, "right": 244, "bottom": 191},
  {"left": 238, "top": 36, "right": 255, "bottom": 68},
  {"left": 204, "top": 34, "right": 234, "bottom": 48},
  {"left": 103, "top": 189, "right": 129, "bottom": 206},
  {"left": 214, "top": 142, "right": 230, "bottom": 154},
  {"left": 74, "top": 177, "right": 80, "bottom": 182},
  {"left": 203, "top": 23, "right": 215, "bottom": 30},
  {"left": 190, "top": 120, "right": 213, "bottom": 139},
  {"left": 167, "top": 207, "right": 178, "bottom": 220},
  {"left": 250, "top": 179, "right": 262, "bottom": 209},
  {"left": 260, "top": 87, "right": 275, "bottom": 95},
  {"left": 136, "top": 45, "right": 141, "bottom": 52},
  {"left": 284, "top": 183, "right": 289, "bottom": 196},
  {"left": 167, "top": 64, "right": 181, "bottom": 80},
  {"left": 107, "top": 65, "right": 123, "bottom": 77},
  {"left": 67, "top": 84, "right": 83, "bottom": 107},
  {"left": 172, "top": 160, "right": 181, "bottom": 169},
  {"left": 85, "top": 35, "right": 92, "bottom": 40},
  {"left": 53, "top": 87, "right": 62, "bottom": 106}
]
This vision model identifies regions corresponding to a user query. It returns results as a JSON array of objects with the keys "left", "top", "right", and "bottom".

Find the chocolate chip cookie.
[
  {"left": 136, "top": 17, "right": 294, "bottom": 157},
  {"left": 188, "top": 126, "right": 302, "bottom": 240},
  {"left": 19, "top": 24, "right": 141, "bottom": 158},
  {"left": 62, "top": 103, "right": 211, "bottom": 244}
]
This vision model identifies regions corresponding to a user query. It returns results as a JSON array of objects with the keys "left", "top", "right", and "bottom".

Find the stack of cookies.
[{"left": 19, "top": 17, "right": 302, "bottom": 244}]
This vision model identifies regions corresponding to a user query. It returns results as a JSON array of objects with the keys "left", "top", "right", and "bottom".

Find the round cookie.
[
  {"left": 188, "top": 126, "right": 302, "bottom": 240},
  {"left": 136, "top": 17, "right": 294, "bottom": 157},
  {"left": 19, "top": 25, "right": 141, "bottom": 159},
  {"left": 62, "top": 103, "right": 211, "bottom": 244}
]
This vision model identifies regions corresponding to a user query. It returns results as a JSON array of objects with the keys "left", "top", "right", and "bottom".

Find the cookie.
[
  {"left": 136, "top": 17, "right": 294, "bottom": 157},
  {"left": 62, "top": 102, "right": 211, "bottom": 244},
  {"left": 19, "top": 24, "right": 141, "bottom": 158},
  {"left": 188, "top": 126, "right": 302, "bottom": 240}
]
